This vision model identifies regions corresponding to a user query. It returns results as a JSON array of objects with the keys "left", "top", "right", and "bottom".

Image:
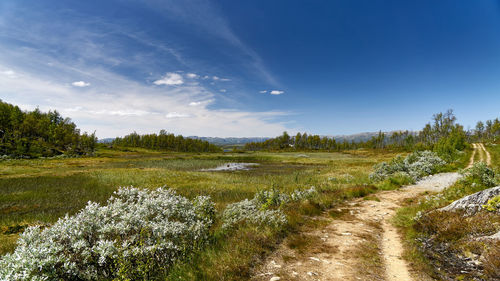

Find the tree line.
[
  {"left": 112, "top": 130, "right": 222, "bottom": 153},
  {"left": 245, "top": 110, "right": 467, "bottom": 160},
  {"left": 0, "top": 100, "right": 97, "bottom": 158},
  {"left": 472, "top": 118, "right": 500, "bottom": 142}
]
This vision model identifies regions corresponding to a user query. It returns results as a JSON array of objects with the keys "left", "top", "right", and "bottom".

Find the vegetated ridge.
[{"left": 0, "top": 100, "right": 97, "bottom": 158}]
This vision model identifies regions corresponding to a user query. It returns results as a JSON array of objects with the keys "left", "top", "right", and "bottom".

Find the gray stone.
[{"left": 439, "top": 186, "right": 500, "bottom": 215}]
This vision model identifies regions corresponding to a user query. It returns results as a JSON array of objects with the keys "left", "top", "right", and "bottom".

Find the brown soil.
[{"left": 253, "top": 175, "right": 462, "bottom": 281}]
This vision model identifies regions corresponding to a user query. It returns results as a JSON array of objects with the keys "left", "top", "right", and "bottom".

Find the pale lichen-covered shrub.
[
  {"left": 290, "top": 186, "right": 317, "bottom": 202},
  {"left": 222, "top": 187, "right": 317, "bottom": 230},
  {"left": 461, "top": 162, "right": 497, "bottom": 188},
  {"left": 222, "top": 199, "right": 287, "bottom": 230},
  {"left": 0, "top": 187, "right": 215, "bottom": 281},
  {"left": 369, "top": 151, "right": 445, "bottom": 182}
]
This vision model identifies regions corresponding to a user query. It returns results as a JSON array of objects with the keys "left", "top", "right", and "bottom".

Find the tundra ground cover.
[
  {"left": 0, "top": 147, "right": 397, "bottom": 279},
  {"left": 394, "top": 149, "right": 500, "bottom": 280}
]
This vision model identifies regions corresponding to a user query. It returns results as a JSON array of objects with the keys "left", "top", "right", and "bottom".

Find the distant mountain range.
[
  {"left": 186, "top": 136, "right": 270, "bottom": 146},
  {"left": 98, "top": 131, "right": 405, "bottom": 146},
  {"left": 97, "top": 138, "right": 115, "bottom": 143},
  {"left": 330, "top": 132, "right": 384, "bottom": 143}
]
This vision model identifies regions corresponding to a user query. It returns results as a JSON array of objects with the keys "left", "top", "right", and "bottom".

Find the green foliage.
[
  {"left": 245, "top": 110, "right": 469, "bottom": 157},
  {"left": 0, "top": 100, "right": 96, "bottom": 157},
  {"left": 472, "top": 118, "right": 500, "bottom": 142},
  {"left": 245, "top": 131, "right": 337, "bottom": 151},
  {"left": 112, "top": 130, "right": 221, "bottom": 153},
  {"left": 433, "top": 127, "right": 467, "bottom": 162},
  {"left": 483, "top": 195, "right": 500, "bottom": 212}
]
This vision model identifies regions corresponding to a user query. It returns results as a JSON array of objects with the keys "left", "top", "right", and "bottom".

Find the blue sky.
[{"left": 1, "top": 0, "right": 500, "bottom": 138}]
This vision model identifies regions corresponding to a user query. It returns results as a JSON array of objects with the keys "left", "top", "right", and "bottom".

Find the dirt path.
[
  {"left": 468, "top": 143, "right": 491, "bottom": 168},
  {"left": 467, "top": 143, "right": 478, "bottom": 168},
  {"left": 478, "top": 143, "right": 491, "bottom": 165},
  {"left": 253, "top": 173, "right": 462, "bottom": 281}
]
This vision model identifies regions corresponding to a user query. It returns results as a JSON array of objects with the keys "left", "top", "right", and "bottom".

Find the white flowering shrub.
[
  {"left": 254, "top": 188, "right": 290, "bottom": 208},
  {"left": 222, "top": 187, "right": 317, "bottom": 230},
  {"left": 460, "top": 162, "right": 497, "bottom": 187},
  {"left": 370, "top": 151, "right": 445, "bottom": 182},
  {"left": 290, "top": 186, "right": 317, "bottom": 202},
  {"left": 222, "top": 199, "right": 287, "bottom": 230},
  {"left": 0, "top": 187, "right": 215, "bottom": 280}
]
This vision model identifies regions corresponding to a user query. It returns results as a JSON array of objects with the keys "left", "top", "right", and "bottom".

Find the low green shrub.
[{"left": 483, "top": 195, "right": 500, "bottom": 212}]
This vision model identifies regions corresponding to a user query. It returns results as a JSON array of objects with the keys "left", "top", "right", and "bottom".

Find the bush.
[
  {"left": 483, "top": 195, "right": 500, "bottom": 212},
  {"left": 0, "top": 187, "right": 215, "bottom": 280},
  {"left": 369, "top": 151, "right": 445, "bottom": 182},
  {"left": 221, "top": 187, "right": 317, "bottom": 230},
  {"left": 221, "top": 199, "right": 287, "bottom": 230},
  {"left": 461, "top": 162, "right": 497, "bottom": 188}
]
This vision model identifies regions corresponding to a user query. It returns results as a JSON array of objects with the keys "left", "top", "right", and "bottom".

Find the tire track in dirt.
[
  {"left": 468, "top": 143, "right": 491, "bottom": 168},
  {"left": 478, "top": 143, "right": 491, "bottom": 166},
  {"left": 467, "top": 143, "right": 477, "bottom": 168}
]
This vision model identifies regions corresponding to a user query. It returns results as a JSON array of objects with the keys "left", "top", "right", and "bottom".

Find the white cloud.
[
  {"left": 189, "top": 99, "right": 214, "bottom": 107},
  {"left": 153, "top": 72, "right": 184, "bottom": 85},
  {"left": 259, "top": 90, "right": 267, "bottom": 94},
  {"left": 72, "top": 81, "right": 90, "bottom": 87},
  {"left": 0, "top": 63, "right": 291, "bottom": 138},
  {"left": 165, "top": 112, "right": 190, "bottom": 118},
  {"left": 270, "top": 90, "right": 284, "bottom": 95},
  {"left": 211, "top": 76, "right": 230, "bottom": 82},
  {"left": 186, "top": 73, "right": 199, "bottom": 79},
  {"left": 220, "top": 89, "right": 226, "bottom": 93},
  {"left": 202, "top": 75, "right": 210, "bottom": 80},
  {"left": 1, "top": 70, "right": 17, "bottom": 78}
]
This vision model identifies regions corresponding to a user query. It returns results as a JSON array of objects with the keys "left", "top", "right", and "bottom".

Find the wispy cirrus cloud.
[
  {"left": 0, "top": 1, "right": 291, "bottom": 138},
  {"left": 0, "top": 60, "right": 289, "bottom": 137},
  {"left": 165, "top": 112, "right": 191, "bottom": 118},
  {"left": 140, "top": 0, "right": 279, "bottom": 87},
  {"left": 1, "top": 69, "right": 17, "bottom": 78}
]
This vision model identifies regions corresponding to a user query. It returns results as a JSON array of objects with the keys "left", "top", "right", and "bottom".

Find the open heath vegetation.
[{"left": 0, "top": 147, "right": 400, "bottom": 280}]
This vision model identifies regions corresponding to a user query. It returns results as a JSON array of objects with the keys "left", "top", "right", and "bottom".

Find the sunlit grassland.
[{"left": 0, "top": 147, "right": 397, "bottom": 276}]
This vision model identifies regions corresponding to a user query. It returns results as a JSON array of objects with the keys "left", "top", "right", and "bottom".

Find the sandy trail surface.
[
  {"left": 253, "top": 174, "right": 462, "bottom": 281},
  {"left": 468, "top": 143, "right": 491, "bottom": 168}
]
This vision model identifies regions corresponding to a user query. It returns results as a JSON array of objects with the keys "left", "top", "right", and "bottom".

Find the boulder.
[{"left": 439, "top": 186, "right": 500, "bottom": 215}]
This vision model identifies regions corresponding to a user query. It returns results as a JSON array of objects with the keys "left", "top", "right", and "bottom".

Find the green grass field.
[{"left": 0, "top": 147, "right": 397, "bottom": 278}]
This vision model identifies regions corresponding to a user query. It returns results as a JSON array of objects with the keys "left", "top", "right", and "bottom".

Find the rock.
[
  {"left": 270, "top": 277, "right": 281, "bottom": 281},
  {"left": 270, "top": 260, "right": 281, "bottom": 268},
  {"left": 439, "top": 186, "right": 500, "bottom": 215},
  {"left": 477, "top": 230, "right": 500, "bottom": 241},
  {"left": 309, "top": 257, "right": 320, "bottom": 262},
  {"left": 488, "top": 231, "right": 500, "bottom": 240}
]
